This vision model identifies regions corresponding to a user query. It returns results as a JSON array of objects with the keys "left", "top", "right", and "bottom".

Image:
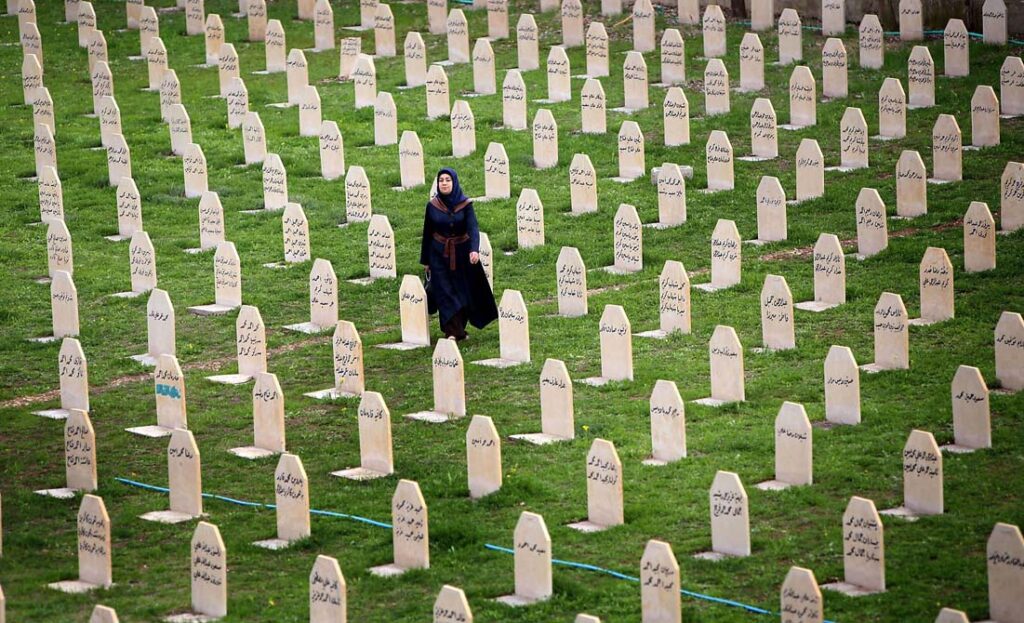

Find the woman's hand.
[{"left": 469, "top": 252, "right": 480, "bottom": 265}]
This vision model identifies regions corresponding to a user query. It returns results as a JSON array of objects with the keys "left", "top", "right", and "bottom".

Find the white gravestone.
[
  {"left": 46, "top": 219, "right": 73, "bottom": 280},
  {"left": 946, "top": 365, "right": 990, "bottom": 452},
  {"left": 123, "top": 230, "right": 158, "bottom": 297},
  {"left": 472, "top": 38, "right": 496, "bottom": 95},
  {"left": 378, "top": 275, "right": 430, "bottom": 350},
  {"left": 882, "top": 429, "right": 943, "bottom": 518},
  {"left": 253, "top": 453, "right": 310, "bottom": 548},
  {"left": 466, "top": 415, "right": 502, "bottom": 498},
  {"left": 1001, "top": 161, "right": 1024, "bottom": 232},
  {"left": 702, "top": 4, "right": 726, "bottom": 58},
  {"left": 451, "top": 100, "right": 476, "bottom": 157},
  {"left": 228, "top": 372, "right": 286, "bottom": 459},
  {"left": 299, "top": 86, "right": 322, "bottom": 138},
  {"left": 878, "top": 78, "right": 907, "bottom": 141},
  {"left": 182, "top": 143, "right": 208, "bottom": 199},
  {"left": 581, "top": 78, "right": 606, "bottom": 134},
  {"left": 35, "top": 123, "right": 57, "bottom": 180},
  {"left": 140, "top": 429, "right": 202, "bottom": 522},
  {"left": 822, "top": 0, "right": 845, "bottom": 35},
  {"left": 739, "top": 33, "right": 764, "bottom": 92},
  {"left": 756, "top": 402, "right": 812, "bottom": 490},
  {"left": 760, "top": 274, "right": 795, "bottom": 351},
  {"left": 964, "top": 201, "right": 996, "bottom": 273},
  {"left": 704, "top": 59, "right": 730, "bottom": 116},
  {"left": 656, "top": 163, "right": 686, "bottom": 227},
  {"left": 986, "top": 523, "right": 1024, "bottom": 623},
  {"left": 859, "top": 14, "right": 884, "bottom": 69},
  {"left": 307, "top": 320, "right": 365, "bottom": 399},
  {"left": 787, "top": 66, "right": 816, "bottom": 128},
  {"left": 511, "top": 358, "right": 575, "bottom": 445},
  {"left": 1001, "top": 57, "right": 1024, "bottom": 117},
  {"left": 664, "top": 88, "right": 690, "bottom": 147},
  {"left": 285, "top": 259, "right": 338, "bottom": 334},
  {"left": 693, "top": 325, "right": 745, "bottom": 405},
  {"left": 824, "top": 345, "right": 860, "bottom": 425},
  {"left": 225, "top": 77, "right": 248, "bottom": 130},
  {"left": 568, "top": 439, "right": 624, "bottom": 532},
  {"left": 780, "top": 567, "right": 823, "bottom": 623},
  {"left": 586, "top": 22, "right": 609, "bottom": 78},
  {"left": 581, "top": 305, "right": 633, "bottom": 386},
  {"left": 517, "top": 14, "right": 539, "bottom": 71},
  {"left": 896, "top": 150, "right": 927, "bottom": 217},
  {"left": 207, "top": 304, "right": 267, "bottom": 384},
  {"left": 48, "top": 494, "right": 111, "bottom": 593},
  {"left": 748, "top": 98, "right": 777, "bottom": 160},
  {"left": 696, "top": 218, "right": 741, "bottom": 292},
  {"left": 320, "top": 121, "right": 345, "bottom": 181},
  {"left": 248, "top": 0, "right": 267, "bottom": 41},
  {"left": 127, "top": 354, "right": 188, "bottom": 438},
  {"left": 483, "top": 142, "right": 509, "bottom": 199},
  {"left": 862, "top": 292, "right": 909, "bottom": 373},
  {"left": 546, "top": 46, "right": 571, "bottom": 102},
  {"left": 309, "top": 555, "right": 346, "bottom": 623},
  {"left": 944, "top": 19, "right": 969, "bottom": 77},
  {"left": 36, "top": 406, "right": 96, "bottom": 493},
  {"left": 345, "top": 165, "right": 372, "bottom": 223},
  {"left": 640, "top": 540, "right": 680, "bottom": 622},
  {"left": 778, "top": 9, "right": 802, "bottom": 64},
  {"left": 127, "top": 288, "right": 176, "bottom": 367},
  {"left": 406, "top": 339, "right": 466, "bottom": 422},
  {"left": 488, "top": 0, "right": 509, "bottom": 39},
  {"left": 426, "top": 65, "right": 450, "bottom": 120},
  {"left": 332, "top": 391, "right": 394, "bottom": 480},
  {"left": 368, "top": 480, "right": 430, "bottom": 576},
  {"left": 38, "top": 166, "right": 63, "bottom": 225},
  {"left": 644, "top": 379, "right": 686, "bottom": 465},
  {"left": 754, "top": 175, "right": 786, "bottom": 242},
  {"left": 632, "top": 0, "right": 654, "bottom": 52},
  {"left": 996, "top": 311, "right": 1024, "bottom": 393},
  {"left": 701, "top": 471, "right": 750, "bottom": 559},
  {"left": 265, "top": 20, "right": 285, "bottom": 71},
  {"left": 496, "top": 512, "right": 552, "bottom": 605},
  {"left": 855, "top": 188, "right": 888, "bottom": 259},
  {"left": 403, "top": 32, "right": 425, "bottom": 87},
  {"left": 822, "top": 497, "right": 885, "bottom": 596},
  {"left": 972, "top": 86, "right": 1000, "bottom": 147},
  {"left": 822, "top": 38, "right": 848, "bottom": 99},
  {"left": 556, "top": 247, "right": 588, "bottom": 317},
  {"left": 932, "top": 114, "right": 963, "bottom": 183},
  {"left": 660, "top": 29, "right": 685, "bottom": 86},
  {"left": 797, "top": 233, "right": 845, "bottom": 312},
  {"left": 561, "top": 0, "right": 583, "bottom": 47},
  {"left": 204, "top": 14, "right": 223, "bottom": 64},
  {"left": 502, "top": 70, "right": 527, "bottom": 130},
  {"left": 516, "top": 189, "right": 545, "bottom": 249},
  {"left": 105, "top": 134, "right": 131, "bottom": 189},
  {"left": 447, "top": 9, "right": 470, "bottom": 63},
  {"left": 188, "top": 241, "right": 242, "bottom": 315},
  {"left": 907, "top": 46, "right": 935, "bottom": 108},
  {"left": 166, "top": 104, "right": 192, "bottom": 158},
  {"left": 616, "top": 121, "right": 645, "bottom": 181},
  {"left": 242, "top": 112, "right": 267, "bottom": 165},
  {"left": 49, "top": 271, "right": 79, "bottom": 339},
  {"left": 839, "top": 107, "right": 868, "bottom": 170},
  {"left": 313, "top": 0, "right": 334, "bottom": 51},
  {"left": 353, "top": 55, "right": 377, "bottom": 109},
  {"left": 621, "top": 52, "right": 648, "bottom": 111},
  {"left": 983, "top": 0, "right": 1008, "bottom": 45},
  {"left": 569, "top": 153, "right": 598, "bottom": 214},
  {"left": 112, "top": 177, "right": 143, "bottom": 243},
  {"left": 912, "top": 247, "right": 954, "bottom": 326},
  {"left": 899, "top": 0, "right": 923, "bottom": 40},
  {"left": 476, "top": 289, "right": 530, "bottom": 367},
  {"left": 704, "top": 130, "right": 734, "bottom": 192},
  {"left": 532, "top": 109, "right": 558, "bottom": 169},
  {"left": 374, "top": 4, "right": 395, "bottom": 57},
  {"left": 608, "top": 203, "right": 643, "bottom": 274},
  {"left": 374, "top": 91, "right": 397, "bottom": 145}
]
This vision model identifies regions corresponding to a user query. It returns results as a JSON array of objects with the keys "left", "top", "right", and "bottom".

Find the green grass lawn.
[{"left": 1, "top": 1, "right": 1023, "bottom": 621}]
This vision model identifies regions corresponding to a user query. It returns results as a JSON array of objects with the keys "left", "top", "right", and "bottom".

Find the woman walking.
[{"left": 419, "top": 168, "right": 497, "bottom": 340}]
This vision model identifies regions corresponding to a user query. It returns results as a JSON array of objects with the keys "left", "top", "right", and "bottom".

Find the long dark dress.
[{"left": 419, "top": 186, "right": 497, "bottom": 334}]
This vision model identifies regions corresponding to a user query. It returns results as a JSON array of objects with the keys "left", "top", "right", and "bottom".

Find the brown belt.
[{"left": 433, "top": 233, "right": 470, "bottom": 270}]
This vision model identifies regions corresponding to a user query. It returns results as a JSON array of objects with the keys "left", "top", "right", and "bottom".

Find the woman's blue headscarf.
[{"left": 436, "top": 167, "right": 469, "bottom": 210}]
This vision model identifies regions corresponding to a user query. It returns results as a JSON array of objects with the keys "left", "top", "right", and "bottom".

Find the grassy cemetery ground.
[{"left": 2, "top": 0, "right": 1024, "bottom": 621}]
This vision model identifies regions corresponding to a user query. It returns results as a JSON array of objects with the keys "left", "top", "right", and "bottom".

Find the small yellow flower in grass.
[{"left": 582, "top": 425, "right": 590, "bottom": 432}]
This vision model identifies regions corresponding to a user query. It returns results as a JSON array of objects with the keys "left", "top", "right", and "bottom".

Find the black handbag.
[{"left": 425, "top": 268, "right": 438, "bottom": 315}]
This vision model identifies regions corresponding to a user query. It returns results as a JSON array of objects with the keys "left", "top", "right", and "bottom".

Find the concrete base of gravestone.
[
  {"left": 907, "top": 103, "right": 932, "bottom": 111},
  {"left": 266, "top": 102, "right": 295, "bottom": 109},
  {"left": 165, "top": 612, "right": 220, "bottom": 622},
  {"left": 643, "top": 221, "right": 682, "bottom": 230},
  {"left": 472, "top": 357, "right": 525, "bottom": 368},
  {"left": 492, "top": 125, "right": 528, "bottom": 132},
  {"left": 188, "top": 303, "right": 239, "bottom": 316},
  {"left": 871, "top": 135, "right": 900, "bottom": 142},
  {"left": 609, "top": 106, "right": 642, "bottom": 115},
  {"left": 692, "top": 551, "right": 734, "bottom": 561},
  {"left": 470, "top": 195, "right": 511, "bottom": 203},
  {"left": 228, "top": 446, "right": 280, "bottom": 460},
  {"left": 698, "top": 187, "right": 729, "bottom": 195},
  {"left": 35, "top": 487, "right": 78, "bottom": 499},
  {"left": 927, "top": 178, "right": 954, "bottom": 186},
  {"left": 262, "top": 262, "right": 292, "bottom": 269},
  {"left": 694, "top": 283, "right": 734, "bottom": 293},
  {"left": 126, "top": 425, "right": 174, "bottom": 438},
  {"left": 859, "top": 363, "right": 902, "bottom": 374},
  {"left": 405, "top": 410, "right": 462, "bottom": 423},
  {"left": 48, "top": 580, "right": 108, "bottom": 594},
  {"left": 347, "top": 277, "right": 380, "bottom": 286},
  {"left": 496, "top": 594, "right": 548, "bottom": 607},
  {"left": 252, "top": 538, "right": 294, "bottom": 550},
  {"left": 821, "top": 581, "right": 884, "bottom": 597},
  {"left": 602, "top": 266, "right": 639, "bottom": 276},
  {"left": 908, "top": 317, "right": 950, "bottom": 327},
  {"left": 304, "top": 387, "right": 361, "bottom": 400},
  {"left": 331, "top": 466, "right": 390, "bottom": 480},
  {"left": 26, "top": 335, "right": 61, "bottom": 344},
  {"left": 824, "top": 166, "right": 861, "bottom": 173},
  {"left": 940, "top": 444, "right": 979, "bottom": 455},
  {"left": 283, "top": 321, "right": 331, "bottom": 334},
  {"left": 35, "top": 276, "right": 52, "bottom": 284},
  {"left": 691, "top": 397, "right": 737, "bottom": 407},
  {"left": 642, "top": 457, "right": 675, "bottom": 466},
  {"left": 510, "top": 432, "right": 570, "bottom": 445},
  {"left": 567, "top": 520, "right": 611, "bottom": 533},
  {"left": 368, "top": 563, "right": 410, "bottom": 577},
  {"left": 392, "top": 183, "right": 425, "bottom": 191},
  {"left": 744, "top": 239, "right": 774, "bottom": 247},
  {"left": 376, "top": 341, "right": 429, "bottom": 351},
  {"left": 341, "top": 25, "right": 371, "bottom": 31},
  {"left": 779, "top": 124, "right": 810, "bottom": 131},
  {"left": 104, "top": 234, "right": 132, "bottom": 242},
  {"left": 610, "top": 175, "right": 642, "bottom": 184},
  {"left": 251, "top": 70, "right": 279, "bottom": 76},
  {"left": 129, "top": 353, "right": 159, "bottom": 366},
  {"left": 795, "top": 301, "right": 841, "bottom": 313},
  {"left": 206, "top": 373, "right": 254, "bottom": 385},
  {"left": 33, "top": 408, "right": 71, "bottom": 420},
  {"left": 635, "top": 329, "right": 670, "bottom": 339},
  {"left": 110, "top": 289, "right": 147, "bottom": 299},
  {"left": 1001, "top": 114, "right": 1021, "bottom": 120},
  {"left": 754, "top": 479, "right": 796, "bottom": 491},
  {"left": 738, "top": 155, "right": 774, "bottom": 162},
  {"left": 879, "top": 506, "right": 923, "bottom": 522},
  {"left": 140, "top": 510, "right": 200, "bottom": 524},
  {"left": 578, "top": 376, "right": 615, "bottom": 387}
]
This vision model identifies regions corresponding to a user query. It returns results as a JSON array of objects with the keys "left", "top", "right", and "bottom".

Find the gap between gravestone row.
[
  {"left": 114, "top": 477, "right": 838, "bottom": 622},
  {"left": 2, "top": 216, "right": 966, "bottom": 410}
]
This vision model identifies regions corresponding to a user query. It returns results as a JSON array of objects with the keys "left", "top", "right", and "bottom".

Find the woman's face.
[{"left": 438, "top": 173, "right": 454, "bottom": 195}]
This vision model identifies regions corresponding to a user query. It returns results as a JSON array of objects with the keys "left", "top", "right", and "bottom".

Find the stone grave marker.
[
  {"left": 265, "top": 20, "right": 285, "bottom": 71},
  {"left": 796, "top": 233, "right": 845, "bottom": 311},
  {"left": 22, "top": 53, "right": 42, "bottom": 107},
  {"left": 192, "top": 191, "right": 225, "bottom": 253},
  {"left": 344, "top": 166, "right": 372, "bottom": 223},
  {"left": 795, "top": 139, "right": 824, "bottom": 202},
  {"left": 38, "top": 165, "right": 63, "bottom": 225},
  {"left": 640, "top": 540, "right": 680, "bottom": 622},
  {"left": 569, "top": 154, "right": 598, "bottom": 214},
  {"left": 374, "top": 91, "right": 397, "bottom": 145},
  {"left": 48, "top": 271, "right": 79, "bottom": 339},
  {"left": 778, "top": 9, "right": 802, "bottom": 64},
  {"left": 532, "top": 109, "right": 557, "bottom": 169},
  {"left": 754, "top": 176, "right": 786, "bottom": 242},
  {"left": 188, "top": 241, "right": 242, "bottom": 316},
  {"left": 899, "top": 0, "right": 923, "bottom": 40},
  {"left": 466, "top": 415, "right": 502, "bottom": 498},
  {"left": 515, "top": 189, "right": 545, "bottom": 250},
  {"left": 32, "top": 88, "right": 54, "bottom": 139},
  {"left": 128, "top": 354, "right": 188, "bottom": 437},
  {"left": 944, "top": 19, "right": 969, "bottom": 77},
  {"left": 787, "top": 66, "right": 816, "bottom": 128},
  {"left": 34, "top": 123, "right": 57, "bottom": 180},
  {"left": 364, "top": 214, "right": 397, "bottom": 280},
  {"left": 704, "top": 59, "right": 730, "bottom": 116},
  {"left": 823, "top": 497, "right": 886, "bottom": 595},
  {"left": 912, "top": 247, "right": 954, "bottom": 325},
  {"left": 182, "top": 143, "right": 208, "bottom": 199},
  {"left": 284, "top": 258, "right": 338, "bottom": 334},
  {"left": 311, "top": 0, "right": 333, "bottom": 51},
  {"left": 1001, "top": 57, "right": 1024, "bottom": 116},
  {"left": 46, "top": 219, "right": 73, "bottom": 279},
  {"left": 78, "top": 2, "right": 95, "bottom": 47},
  {"left": 702, "top": 4, "right": 726, "bottom": 58},
  {"left": 105, "top": 134, "right": 131, "bottom": 189},
  {"left": 48, "top": 494, "right": 111, "bottom": 593},
  {"left": 286, "top": 49, "right": 310, "bottom": 106},
  {"left": 1002, "top": 161, "right": 1024, "bottom": 232},
  {"left": 402, "top": 32, "right": 426, "bottom": 87},
  {"left": 946, "top": 365, "right": 991, "bottom": 452},
  {"left": 581, "top": 78, "right": 606, "bottom": 134},
  {"left": 252, "top": 453, "right": 310, "bottom": 548},
  {"left": 908, "top": 46, "right": 935, "bottom": 108},
  {"left": 406, "top": 339, "right": 465, "bottom": 422},
  {"left": 501, "top": 70, "right": 527, "bottom": 130},
  {"left": 298, "top": 86, "right": 322, "bottom": 138},
  {"left": 451, "top": 100, "right": 476, "bottom": 157},
  {"left": 224, "top": 77, "right": 248, "bottom": 130},
  {"left": 487, "top": 0, "right": 508, "bottom": 39},
  {"left": 561, "top": 0, "right": 583, "bottom": 47},
  {"left": 656, "top": 163, "right": 686, "bottom": 227},
  {"left": 140, "top": 429, "right": 202, "bottom": 522},
  {"left": 242, "top": 112, "right": 267, "bottom": 165},
  {"left": 660, "top": 28, "right": 685, "bottom": 85},
  {"left": 664, "top": 88, "right": 690, "bottom": 147},
  {"left": 739, "top": 33, "right": 764, "bottom": 92},
  {"left": 882, "top": 429, "right": 943, "bottom": 518},
  {"left": 172, "top": 522, "right": 228, "bottom": 620},
  {"left": 862, "top": 292, "right": 909, "bottom": 372},
  {"left": 206, "top": 305, "right": 266, "bottom": 385},
  {"left": 896, "top": 150, "right": 927, "bottom": 217},
  {"left": 983, "top": 0, "right": 1008, "bottom": 44},
  {"left": 694, "top": 325, "right": 745, "bottom": 405},
  {"left": 546, "top": 46, "right": 571, "bottom": 102},
  {"left": 822, "top": 0, "right": 845, "bottom": 35},
  {"left": 261, "top": 153, "right": 288, "bottom": 211},
  {"left": 748, "top": 97, "right": 777, "bottom": 160},
  {"left": 472, "top": 38, "right": 496, "bottom": 95},
  {"left": 248, "top": 0, "right": 267, "bottom": 41},
  {"left": 353, "top": 54, "right": 377, "bottom": 109},
  {"left": 632, "top": 0, "right": 655, "bottom": 52},
  {"left": 426, "top": 65, "right": 450, "bottom": 120},
  {"left": 932, "top": 114, "right": 963, "bottom": 183},
  {"left": 112, "top": 177, "right": 143, "bottom": 243},
  {"left": 780, "top": 567, "right": 823, "bottom": 623},
  {"left": 697, "top": 219, "right": 741, "bottom": 292},
  {"left": 127, "top": 288, "right": 176, "bottom": 367},
  {"left": 580, "top": 305, "right": 633, "bottom": 386},
  {"left": 964, "top": 201, "right": 996, "bottom": 273},
  {"left": 166, "top": 104, "right": 192, "bottom": 158},
  {"left": 822, "top": 38, "right": 848, "bottom": 99},
  {"left": 311, "top": 319, "right": 365, "bottom": 399},
  {"left": 617, "top": 121, "right": 645, "bottom": 180},
  {"left": 185, "top": 0, "right": 205, "bottom": 36},
  {"left": 447, "top": 9, "right": 470, "bottom": 63},
  {"left": 987, "top": 522, "right": 1024, "bottom": 622},
  {"left": 757, "top": 402, "right": 812, "bottom": 490},
  {"left": 972, "top": 86, "right": 1000, "bottom": 147},
  {"left": 359, "top": 0, "right": 378, "bottom": 28},
  {"left": 705, "top": 130, "right": 734, "bottom": 191},
  {"left": 645, "top": 379, "right": 686, "bottom": 465},
  {"left": 310, "top": 555, "right": 346, "bottom": 622},
  {"left": 996, "top": 312, "right": 1024, "bottom": 392},
  {"left": 124, "top": 230, "right": 157, "bottom": 297},
  {"left": 138, "top": 6, "right": 158, "bottom": 59},
  {"left": 839, "top": 107, "right": 868, "bottom": 170},
  {"left": 859, "top": 14, "right": 884, "bottom": 69},
  {"left": 586, "top": 22, "right": 609, "bottom": 78},
  {"left": 824, "top": 345, "right": 860, "bottom": 424},
  {"left": 332, "top": 391, "right": 394, "bottom": 480},
  {"left": 482, "top": 142, "right": 509, "bottom": 199},
  {"left": 517, "top": 14, "right": 539, "bottom": 71},
  {"left": 225, "top": 372, "right": 286, "bottom": 459},
  {"left": 434, "top": 585, "right": 472, "bottom": 622},
  {"left": 481, "top": 289, "right": 530, "bottom": 366},
  {"left": 89, "top": 605, "right": 118, "bottom": 623},
  {"left": 368, "top": 480, "right": 429, "bottom": 576},
  {"left": 555, "top": 247, "right": 587, "bottom": 317},
  {"left": 204, "top": 13, "right": 223, "bottom": 64},
  {"left": 621, "top": 52, "right": 648, "bottom": 111},
  {"left": 214, "top": 42, "right": 241, "bottom": 99},
  {"left": 513, "top": 359, "right": 575, "bottom": 445},
  {"left": 875, "top": 79, "right": 907, "bottom": 142},
  {"left": 374, "top": 3, "right": 395, "bottom": 57},
  {"left": 97, "top": 96, "right": 121, "bottom": 149},
  {"left": 609, "top": 203, "right": 642, "bottom": 274},
  {"left": 497, "top": 512, "right": 552, "bottom": 605},
  {"left": 378, "top": 275, "right": 430, "bottom": 350},
  {"left": 319, "top": 121, "right": 345, "bottom": 181},
  {"left": 35, "top": 399, "right": 92, "bottom": 487},
  {"left": 567, "top": 439, "right": 623, "bottom": 532},
  {"left": 856, "top": 187, "right": 888, "bottom": 258},
  {"left": 701, "top": 471, "right": 750, "bottom": 558},
  {"left": 761, "top": 274, "right": 795, "bottom": 351}
]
